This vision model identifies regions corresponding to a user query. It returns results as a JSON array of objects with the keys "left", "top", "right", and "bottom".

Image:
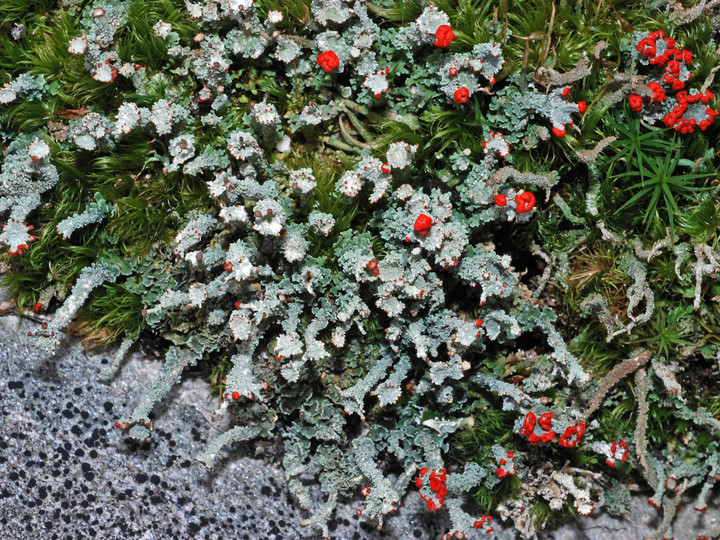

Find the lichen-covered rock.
[{"left": 6, "top": 5, "right": 717, "bottom": 540}]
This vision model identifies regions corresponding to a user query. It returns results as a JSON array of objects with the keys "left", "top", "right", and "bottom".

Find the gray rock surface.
[
  {"left": 539, "top": 494, "right": 718, "bottom": 540},
  {"left": 0, "top": 304, "right": 718, "bottom": 540}
]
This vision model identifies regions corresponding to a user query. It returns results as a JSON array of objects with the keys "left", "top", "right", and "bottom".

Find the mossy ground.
[{"left": 1, "top": 0, "right": 719, "bottom": 530}]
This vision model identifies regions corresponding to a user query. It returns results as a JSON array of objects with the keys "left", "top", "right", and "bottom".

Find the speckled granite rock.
[{"left": 1, "top": 305, "right": 717, "bottom": 540}]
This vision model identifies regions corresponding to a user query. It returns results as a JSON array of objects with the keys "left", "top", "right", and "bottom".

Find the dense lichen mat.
[{"left": 1, "top": 0, "right": 719, "bottom": 538}]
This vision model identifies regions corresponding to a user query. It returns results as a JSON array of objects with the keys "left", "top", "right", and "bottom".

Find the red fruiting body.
[
  {"left": 381, "top": 163, "right": 391, "bottom": 174},
  {"left": 647, "top": 81, "right": 666, "bottom": 103},
  {"left": 607, "top": 441, "right": 619, "bottom": 467},
  {"left": 454, "top": 87, "right": 469, "bottom": 103},
  {"left": 33, "top": 302, "right": 43, "bottom": 312},
  {"left": 366, "top": 258, "right": 379, "bottom": 270},
  {"left": 417, "top": 468, "right": 448, "bottom": 512},
  {"left": 224, "top": 261, "right": 233, "bottom": 272},
  {"left": 577, "top": 101, "right": 587, "bottom": 114},
  {"left": 538, "top": 412, "right": 553, "bottom": 431},
  {"left": 636, "top": 30, "right": 676, "bottom": 66},
  {"left": 665, "top": 477, "right": 677, "bottom": 491},
  {"left": 494, "top": 194, "right": 507, "bottom": 207},
  {"left": 475, "top": 318, "right": 483, "bottom": 327},
  {"left": 552, "top": 126, "right": 566, "bottom": 137},
  {"left": 522, "top": 412, "right": 536, "bottom": 432},
  {"left": 317, "top": 50, "right": 340, "bottom": 72},
  {"left": 520, "top": 411, "right": 555, "bottom": 445},
  {"left": 515, "top": 192, "right": 536, "bottom": 213},
  {"left": 663, "top": 89, "right": 717, "bottom": 133},
  {"left": 558, "top": 422, "right": 586, "bottom": 447},
  {"left": 619, "top": 440, "right": 629, "bottom": 461},
  {"left": 662, "top": 66, "right": 690, "bottom": 91},
  {"left": 448, "top": 67, "right": 458, "bottom": 76},
  {"left": 561, "top": 87, "right": 571, "bottom": 97},
  {"left": 496, "top": 451, "right": 516, "bottom": 478},
  {"left": 434, "top": 25, "right": 455, "bottom": 47},
  {"left": 414, "top": 214, "right": 433, "bottom": 236},
  {"left": 629, "top": 93, "right": 643, "bottom": 111},
  {"left": 606, "top": 439, "right": 629, "bottom": 466},
  {"left": 429, "top": 476, "right": 442, "bottom": 492},
  {"left": 361, "top": 487, "right": 371, "bottom": 497},
  {"left": 231, "top": 391, "right": 240, "bottom": 400}
]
